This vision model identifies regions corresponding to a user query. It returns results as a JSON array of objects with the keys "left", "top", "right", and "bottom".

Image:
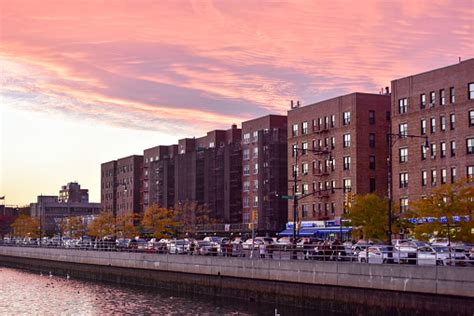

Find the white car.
[
  {"left": 417, "top": 246, "right": 468, "bottom": 266},
  {"left": 358, "top": 246, "right": 391, "bottom": 264}
]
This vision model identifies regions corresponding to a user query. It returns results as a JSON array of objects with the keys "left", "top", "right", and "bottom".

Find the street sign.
[{"left": 281, "top": 195, "right": 294, "bottom": 200}]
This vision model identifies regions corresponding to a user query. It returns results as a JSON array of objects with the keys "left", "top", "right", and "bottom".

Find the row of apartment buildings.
[{"left": 101, "top": 59, "right": 474, "bottom": 235}]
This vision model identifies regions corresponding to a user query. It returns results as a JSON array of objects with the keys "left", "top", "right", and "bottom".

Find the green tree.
[
  {"left": 142, "top": 203, "right": 179, "bottom": 238},
  {"left": 411, "top": 178, "right": 474, "bottom": 244},
  {"left": 344, "top": 194, "right": 396, "bottom": 242},
  {"left": 11, "top": 214, "right": 40, "bottom": 238},
  {"left": 88, "top": 212, "right": 115, "bottom": 239}
]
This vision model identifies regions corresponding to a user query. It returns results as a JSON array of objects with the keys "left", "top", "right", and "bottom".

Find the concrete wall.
[{"left": 0, "top": 246, "right": 472, "bottom": 298}]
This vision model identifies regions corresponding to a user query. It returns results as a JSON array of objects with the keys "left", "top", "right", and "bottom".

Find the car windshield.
[
  {"left": 198, "top": 241, "right": 211, "bottom": 246},
  {"left": 434, "top": 247, "right": 449, "bottom": 252}
]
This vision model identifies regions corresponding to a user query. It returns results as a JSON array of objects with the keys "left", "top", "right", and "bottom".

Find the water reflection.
[{"left": 0, "top": 267, "right": 315, "bottom": 315}]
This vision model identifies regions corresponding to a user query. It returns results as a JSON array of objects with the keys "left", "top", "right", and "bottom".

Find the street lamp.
[{"left": 387, "top": 133, "right": 429, "bottom": 260}]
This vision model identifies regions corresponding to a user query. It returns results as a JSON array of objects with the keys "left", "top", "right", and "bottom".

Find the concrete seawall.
[{"left": 1, "top": 247, "right": 473, "bottom": 315}]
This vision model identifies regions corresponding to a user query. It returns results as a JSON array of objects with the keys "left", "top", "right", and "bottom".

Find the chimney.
[
  {"left": 231, "top": 124, "right": 237, "bottom": 129},
  {"left": 297, "top": 100, "right": 300, "bottom": 107},
  {"left": 290, "top": 100, "right": 294, "bottom": 108},
  {"left": 385, "top": 87, "right": 390, "bottom": 95}
]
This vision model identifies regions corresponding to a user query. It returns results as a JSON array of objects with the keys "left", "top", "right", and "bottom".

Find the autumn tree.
[
  {"left": 10, "top": 214, "right": 40, "bottom": 238},
  {"left": 66, "top": 216, "right": 88, "bottom": 239},
  {"left": 116, "top": 213, "right": 140, "bottom": 239},
  {"left": 411, "top": 178, "right": 474, "bottom": 244},
  {"left": 142, "top": 203, "right": 180, "bottom": 239},
  {"left": 175, "top": 200, "right": 222, "bottom": 236},
  {"left": 88, "top": 212, "right": 115, "bottom": 239},
  {"left": 344, "top": 194, "right": 400, "bottom": 242}
]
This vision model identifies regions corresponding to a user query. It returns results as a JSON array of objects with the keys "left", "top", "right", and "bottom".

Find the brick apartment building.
[
  {"left": 100, "top": 155, "right": 143, "bottom": 217},
  {"left": 143, "top": 145, "right": 178, "bottom": 212},
  {"left": 391, "top": 59, "right": 474, "bottom": 213},
  {"left": 242, "top": 115, "right": 288, "bottom": 234},
  {"left": 174, "top": 125, "right": 242, "bottom": 223},
  {"left": 58, "top": 182, "right": 89, "bottom": 203},
  {"left": 287, "top": 93, "right": 391, "bottom": 221}
]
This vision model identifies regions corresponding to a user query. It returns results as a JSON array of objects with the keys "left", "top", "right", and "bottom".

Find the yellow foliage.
[
  {"left": 88, "top": 212, "right": 115, "bottom": 239},
  {"left": 66, "top": 216, "right": 88, "bottom": 239},
  {"left": 11, "top": 214, "right": 39, "bottom": 238},
  {"left": 142, "top": 203, "right": 179, "bottom": 238},
  {"left": 116, "top": 213, "right": 140, "bottom": 239}
]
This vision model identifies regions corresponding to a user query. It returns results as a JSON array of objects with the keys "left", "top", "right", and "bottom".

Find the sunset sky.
[{"left": 1, "top": 0, "right": 473, "bottom": 206}]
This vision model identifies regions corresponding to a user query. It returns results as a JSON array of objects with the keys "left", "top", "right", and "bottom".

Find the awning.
[{"left": 276, "top": 229, "right": 294, "bottom": 236}]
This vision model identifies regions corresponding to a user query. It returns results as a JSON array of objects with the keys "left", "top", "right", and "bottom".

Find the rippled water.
[{"left": 0, "top": 267, "right": 313, "bottom": 315}]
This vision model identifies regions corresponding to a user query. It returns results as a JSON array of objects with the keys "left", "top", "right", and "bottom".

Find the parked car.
[
  {"left": 358, "top": 245, "right": 391, "bottom": 264},
  {"left": 196, "top": 241, "right": 216, "bottom": 256},
  {"left": 168, "top": 239, "right": 190, "bottom": 254}
]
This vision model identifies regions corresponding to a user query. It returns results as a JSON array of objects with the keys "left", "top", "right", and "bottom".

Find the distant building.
[
  {"left": 101, "top": 155, "right": 143, "bottom": 217},
  {"left": 143, "top": 145, "right": 178, "bottom": 212},
  {"left": 241, "top": 115, "right": 288, "bottom": 234},
  {"left": 58, "top": 182, "right": 89, "bottom": 203},
  {"left": 30, "top": 182, "right": 101, "bottom": 236},
  {"left": 287, "top": 93, "right": 391, "bottom": 221},
  {"left": 391, "top": 59, "right": 474, "bottom": 213},
  {"left": 174, "top": 125, "right": 242, "bottom": 224}
]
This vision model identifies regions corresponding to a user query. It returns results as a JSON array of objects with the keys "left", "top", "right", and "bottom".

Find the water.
[{"left": 0, "top": 267, "right": 314, "bottom": 315}]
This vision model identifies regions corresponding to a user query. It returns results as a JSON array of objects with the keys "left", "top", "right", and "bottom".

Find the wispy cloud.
[{"left": 1, "top": 0, "right": 473, "bottom": 134}]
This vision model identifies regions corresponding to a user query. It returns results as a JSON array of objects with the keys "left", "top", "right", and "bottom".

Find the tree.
[
  {"left": 411, "top": 178, "right": 474, "bottom": 244},
  {"left": 116, "top": 213, "right": 139, "bottom": 239},
  {"left": 142, "top": 203, "right": 179, "bottom": 239},
  {"left": 0, "top": 215, "right": 15, "bottom": 238},
  {"left": 88, "top": 212, "right": 115, "bottom": 239},
  {"left": 344, "top": 194, "right": 395, "bottom": 242},
  {"left": 66, "top": 216, "right": 88, "bottom": 239},
  {"left": 10, "top": 214, "right": 39, "bottom": 238},
  {"left": 175, "top": 200, "right": 222, "bottom": 236}
]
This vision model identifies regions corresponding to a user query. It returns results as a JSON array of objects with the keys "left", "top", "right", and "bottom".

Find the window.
[
  {"left": 252, "top": 147, "right": 258, "bottom": 159},
  {"left": 343, "top": 179, "right": 351, "bottom": 192},
  {"left": 369, "top": 111, "right": 375, "bottom": 124},
  {"left": 324, "top": 137, "right": 329, "bottom": 148},
  {"left": 331, "top": 157, "right": 336, "bottom": 171},
  {"left": 299, "top": 122, "right": 307, "bottom": 136},
  {"left": 302, "top": 204, "right": 308, "bottom": 218},
  {"left": 441, "top": 168, "right": 447, "bottom": 184},
  {"left": 369, "top": 178, "right": 376, "bottom": 193},
  {"left": 467, "top": 138, "right": 474, "bottom": 154},
  {"left": 292, "top": 124, "right": 298, "bottom": 137},
  {"left": 420, "top": 119, "right": 426, "bottom": 135},
  {"left": 469, "top": 83, "right": 474, "bottom": 100},
  {"left": 253, "top": 131, "right": 258, "bottom": 142},
  {"left": 253, "top": 196, "right": 258, "bottom": 207},
  {"left": 369, "top": 133, "right": 375, "bottom": 148},
  {"left": 243, "top": 181, "right": 250, "bottom": 192},
  {"left": 440, "top": 89, "right": 446, "bottom": 105},
  {"left": 343, "top": 156, "right": 351, "bottom": 170},
  {"left": 331, "top": 203, "right": 336, "bottom": 215},
  {"left": 243, "top": 165, "right": 250, "bottom": 175},
  {"left": 292, "top": 164, "right": 298, "bottom": 177},
  {"left": 431, "top": 170, "right": 437, "bottom": 186},
  {"left": 331, "top": 180, "right": 336, "bottom": 193},
  {"left": 450, "top": 87, "right": 455, "bottom": 103},
  {"left": 400, "top": 198, "right": 408, "bottom": 213},
  {"left": 420, "top": 94, "right": 426, "bottom": 109},
  {"left": 302, "top": 162, "right": 309, "bottom": 175},
  {"left": 451, "top": 141, "right": 456, "bottom": 157},
  {"left": 343, "top": 134, "right": 351, "bottom": 148},
  {"left": 467, "top": 166, "right": 474, "bottom": 179},
  {"left": 399, "top": 123, "right": 408, "bottom": 137},
  {"left": 253, "top": 163, "right": 259, "bottom": 174},
  {"left": 430, "top": 91, "right": 435, "bottom": 106},
  {"left": 399, "top": 148, "right": 408, "bottom": 163},
  {"left": 399, "top": 98, "right": 408, "bottom": 113},
  {"left": 243, "top": 133, "right": 250, "bottom": 144},
  {"left": 302, "top": 183, "right": 309, "bottom": 194},
  {"left": 451, "top": 167, "right": 457, "bottom": 183},
  {"left": 421, "top": 170, "right": 427, "bottom": 186},
  {"left": 243, "top": 149, "right": 249, "bottom": 160},
  {"left": 399, "top": 172, "right": 408, "bottom": 188},
  {"left": 421, "top": 145, "right": 428, "bottom": 160},
  {"left": 369, "top": 155, "right": 376, "bottom": 170},
  {"left": 469, "top": 110, "right": 474, "bottom": 127},
  {"left": 343, "top": 111, "right": 351, "bottom": 125},
  {"left": 331, "top": 137, "right": 335, "bottom": 149},
  {"left": 331, "top": 115, "right": 335, "bottom": 128},
  {"left": 450, "top": 114, "right": 455, "bottom": 130},
  {"left": 302, "top": 142, "right": 308, "bottom": 155},
  {"left": 324, "top": 116, "right": 329, "bottom": 129},
  {"left": 440, "top": 142, "right": 446, "bottom": 158},
  {"left": 313, "top": 119, "right": 319, "bottom": 131},
  {"left": 243, "top": 197, "right": 249, "bottom": 208},
  {"left": 440, "top": 115, "right": 446, "bottom": 131},
  {"left": 292, "top": 144, "right": 297, "bottom": 157},
  {"left": 430, "top": 143, "right": 436, "bottom": 159},
  {"left": 430, "top": 117, "right": 436, "bottom": 133}
]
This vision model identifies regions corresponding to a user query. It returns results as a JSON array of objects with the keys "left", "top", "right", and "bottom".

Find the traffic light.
[
  {"left": 296, "top": 221, "right": 301, "bottom": 231},
  {"left": 343, "top": 192, "right": 349, "bottom": 207}
]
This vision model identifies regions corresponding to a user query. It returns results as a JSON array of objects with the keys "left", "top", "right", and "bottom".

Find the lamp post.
[{"left": 387, "top": 133, "right": 429, "bottom": 261}]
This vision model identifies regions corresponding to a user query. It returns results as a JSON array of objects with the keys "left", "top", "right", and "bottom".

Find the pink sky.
[{"left": 1, "top": 0, "right": 473, "bottom": 205}]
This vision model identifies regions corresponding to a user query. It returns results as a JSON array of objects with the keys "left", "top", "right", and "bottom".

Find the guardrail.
[{"left": 1, "top": 241, "right": 472, "bottom": 267}]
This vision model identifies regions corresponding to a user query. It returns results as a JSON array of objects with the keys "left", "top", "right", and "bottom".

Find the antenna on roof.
[{"left": 459, "top": 57, "right": 462, "bottom": 63}]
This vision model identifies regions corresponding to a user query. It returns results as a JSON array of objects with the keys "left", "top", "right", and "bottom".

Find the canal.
[{"left": 0, "top": 266, "right": 328, "bottom": 315}]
